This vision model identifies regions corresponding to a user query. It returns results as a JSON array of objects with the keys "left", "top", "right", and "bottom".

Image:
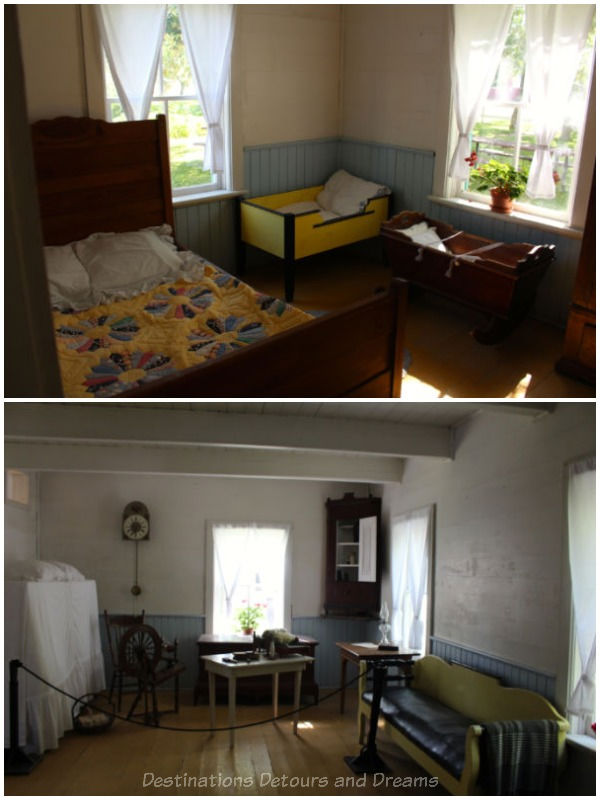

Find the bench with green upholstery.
[{"left": 358, "top": 654, "right": 568, "bottom": 795}]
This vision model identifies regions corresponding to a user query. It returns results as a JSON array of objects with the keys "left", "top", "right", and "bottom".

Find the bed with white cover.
[{"left": 4, "top": 560, "right": 105, "bottom": 753}]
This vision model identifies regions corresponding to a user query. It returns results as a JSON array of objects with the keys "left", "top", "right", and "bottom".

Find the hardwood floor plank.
[
  {"left": 4, "top": 692, "right": 448, "bottom": 796},
  {"left": 244, "top": 249, "right": 594, "bottom": 399}
]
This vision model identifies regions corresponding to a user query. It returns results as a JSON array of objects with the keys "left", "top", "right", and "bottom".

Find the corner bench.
[{"left": 358, "top": 655, "right": 568, "bottom": 795}]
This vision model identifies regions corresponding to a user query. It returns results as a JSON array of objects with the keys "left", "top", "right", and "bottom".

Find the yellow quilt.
[{"left": 54, "top": 263, "right": 310, "bottom": 397}]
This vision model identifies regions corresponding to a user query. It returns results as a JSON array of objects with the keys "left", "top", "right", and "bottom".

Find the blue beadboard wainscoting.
[
  {"left": 98, "top": 617, "right": 556, "bottom": 709},
  {"left": 430, "top": 636, "right": 557, "bottom": 704},
  {"left": 172, "top": 137, "right": 580, "bottom": 325},
  {"left": 100, "top": 614, "right": 379, "bottom": 694},
  {"left": 174, "top": 199, "right": 238, "bottom": 274}
]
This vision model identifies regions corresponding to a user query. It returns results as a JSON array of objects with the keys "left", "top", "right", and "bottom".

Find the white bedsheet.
[{"left": 4, "top": 580, "right": 105, "bottom": 753}]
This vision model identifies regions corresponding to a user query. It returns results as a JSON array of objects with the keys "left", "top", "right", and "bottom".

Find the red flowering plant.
[
  {"left": 235, "top": 601, "right": 266, "bottom": 632},
  {"left": 464, "top": 150, "right": 478, "bottom": 168}
]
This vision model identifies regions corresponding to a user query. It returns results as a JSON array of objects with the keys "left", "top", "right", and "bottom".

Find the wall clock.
[
  {"left": 122, "top": 501, "right": 150, "bottom": 541},
  {"left": 122, "top": 501, "right": 149, "bottom": 596}
]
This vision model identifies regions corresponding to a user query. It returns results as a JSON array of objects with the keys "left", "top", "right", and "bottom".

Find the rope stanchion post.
[
  {"left": 5, "top": 659, "right": 43, "bottom": 775},
  {"left": 344, "top": 659, "right": 390, "bottom": 775}
]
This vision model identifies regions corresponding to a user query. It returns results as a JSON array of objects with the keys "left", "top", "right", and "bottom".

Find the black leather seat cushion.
[{"left": 363, "top": 687, "right": 475, "bottom": 779}]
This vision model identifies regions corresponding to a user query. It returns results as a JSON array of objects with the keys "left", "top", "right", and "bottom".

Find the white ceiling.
[
  {"left": 4, "top": 402, "right": 555, "bottom": 484},
  {"left": 96, "top": 400, "right": 554, "bottom": 427}
]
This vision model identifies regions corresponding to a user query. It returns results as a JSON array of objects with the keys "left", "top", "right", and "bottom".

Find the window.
[
  {"left": 101, "top": 4, "right": 232, "bottom": 197},
  {"left": 566, "top": 457, "right": 595, "bottom": 736},
  {"left": 390, "top": 506, "right": 434, "bottom": 654},
  {"left": 207, "top": 523, "right": 291, "bottom": 634},
  {"left": 453, "top": 5, "right": 595, "bottom": 222}
]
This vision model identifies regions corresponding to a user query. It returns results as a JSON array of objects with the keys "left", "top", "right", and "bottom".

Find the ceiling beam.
[
  {"left": 5, "top": 441, "right": 405, "bottom": 484},
  {"left": 5, "top": 403, "right": 454, "bottom": 460}
]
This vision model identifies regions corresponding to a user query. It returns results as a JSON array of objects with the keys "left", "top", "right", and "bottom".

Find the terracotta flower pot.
[
  {"left": 242, "top": 627, "right": 254, "bottom": 635},
  {"left": 489, "top": 188, "right": 514, "bottom": 214}
]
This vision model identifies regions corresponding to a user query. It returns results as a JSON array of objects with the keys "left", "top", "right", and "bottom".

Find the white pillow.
[
  {"left": 317, "top": 170, "right": 389, "bottom": 217},
  {"left": 74, "top": 230, "right": 183, "bottom": 302},
  {"left": 5, "top": 559, "right": 86, "bottom": 581},
  {"left": 44, "top": 245, "right": 96, "bottom": 311},
  {"left": 48, "top": 561, "right": 86, "bottom": 581}
]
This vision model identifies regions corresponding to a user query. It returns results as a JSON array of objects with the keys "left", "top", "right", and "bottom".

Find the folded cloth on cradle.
[{"left": 398, "top": 221, "right": 447, "bottom": 252}]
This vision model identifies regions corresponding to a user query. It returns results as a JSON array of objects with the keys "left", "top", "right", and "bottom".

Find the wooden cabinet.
[
  {"left": 556, "top": 169, "right": 595, "bottom": 385},
  {"left": 325, "top": 493, "right": 381, "bottom": 617},
  {"left": 194, "top": 634, "right": 319, "bottom": 705}
]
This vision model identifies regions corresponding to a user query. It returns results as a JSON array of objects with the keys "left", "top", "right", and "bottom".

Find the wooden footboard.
[{"left": 120, "top": 279, "right": 408, "bottom": 398}]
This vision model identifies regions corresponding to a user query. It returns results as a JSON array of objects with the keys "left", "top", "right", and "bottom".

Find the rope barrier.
[{"left": 17, "top": 660, "right": 373, "bottom": 733}]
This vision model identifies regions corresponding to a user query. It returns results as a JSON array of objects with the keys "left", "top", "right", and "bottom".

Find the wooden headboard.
[{"left": 30, "top": 115, "right": 174, "bottom": 245}]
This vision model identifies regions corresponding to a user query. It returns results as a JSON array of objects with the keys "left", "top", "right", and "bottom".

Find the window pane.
[
  {"left": 162, "top": 5, "right": 195, "bottom": 96},
  {"left": 168, "top": 100, "right": 214, "bottom": 189}
]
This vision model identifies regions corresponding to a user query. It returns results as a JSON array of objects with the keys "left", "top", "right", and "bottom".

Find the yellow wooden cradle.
[{"left": 240, "top": 186, "right": 390, "bottom": 301}]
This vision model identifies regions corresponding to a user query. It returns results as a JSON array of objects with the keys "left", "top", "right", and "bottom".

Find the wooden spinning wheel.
[
  {"left": 118, "top": 624, "right": 162, "bottom": 677},
  {"left": 117, "top": 624, "right": 186, "bottom": 724}
]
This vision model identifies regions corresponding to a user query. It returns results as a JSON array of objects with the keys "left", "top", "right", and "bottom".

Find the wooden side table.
[
  {"left": 194, "top": 634, "right": 319, "bottom": 705},
  {"left": 203, "top": 653, "right": 313, "bottom": 748},
  {"left": 336, "top": 641, "right": 418, "bottom": 713}
]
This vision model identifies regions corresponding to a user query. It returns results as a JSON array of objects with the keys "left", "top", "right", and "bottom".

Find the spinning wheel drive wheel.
[{"left": 118, "top": 624, "right": 162, "bottom": 677}]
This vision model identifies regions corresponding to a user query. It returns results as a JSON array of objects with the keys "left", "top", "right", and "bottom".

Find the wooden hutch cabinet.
[
  {"left": 556, "top": 168, "right": 595, "bottom": 385},
  {"left": 324, "top": 493, "right": 382, "bottom": 617}
]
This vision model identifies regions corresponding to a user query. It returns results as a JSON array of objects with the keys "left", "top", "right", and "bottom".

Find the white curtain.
[
  {"left": 213, "top": 525, "right": 251, "bottom": 622},
  {"left": 448, "top": 5, "right": 513, "bottom": 180},
  {"left": 391, "top": 507, "right": 432, "bottom": 651},
  {"left": 95, "top": 5, "right": 167, "bottom": 121},
  {"left": 566, "top": 457, "right": 596, "bottom": 735},
  {"left": 524, "top": 5, "right": 594, "bottom": 199},
  {"left": 179, "top": 4, "right": 236, "bottom": 174}
]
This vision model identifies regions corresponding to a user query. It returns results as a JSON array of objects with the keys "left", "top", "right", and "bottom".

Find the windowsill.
[
  {"left": 566, "top": 733, "right": 596, "bottom": 753},
  {"left": 428, "top": 195, "right": 584, "bottom": 240},
  {"left": 173, "top": 188, "right": 245, "bottom": 208}
]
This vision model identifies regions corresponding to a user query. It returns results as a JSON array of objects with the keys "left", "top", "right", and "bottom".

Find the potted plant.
[
  {"left": 235, "top": 601, "right": 265, "bottom": 635},
  {"left": 468, "top": 157, "right": 529, "bottom": 214}
]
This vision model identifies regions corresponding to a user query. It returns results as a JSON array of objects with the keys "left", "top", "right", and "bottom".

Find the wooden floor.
[
  {"left": 5, "top": 691, "right": 447, "bottom": 796},
  {"left": 245, "top": 248, "right": 594, "bottom": 399}
]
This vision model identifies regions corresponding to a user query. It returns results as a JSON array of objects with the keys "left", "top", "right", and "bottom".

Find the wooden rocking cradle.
[{"left": 381, "top": 211, "right": 555, "bottom": 344}]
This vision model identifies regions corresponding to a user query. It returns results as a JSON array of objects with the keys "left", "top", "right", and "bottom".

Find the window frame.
[
  {"left": 444, "top": 10, "right": 596, "bottom": 230},
  {"left": 98, "top": 6, "right": 232, "bottom": 199},
  {"left": 205, "top": 521, "right": 293, "bottom": 635}
]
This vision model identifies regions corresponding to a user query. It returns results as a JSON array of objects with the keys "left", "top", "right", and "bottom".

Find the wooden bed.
[{"left": 31, "top": 115, "right": 408, "bottom": 398}]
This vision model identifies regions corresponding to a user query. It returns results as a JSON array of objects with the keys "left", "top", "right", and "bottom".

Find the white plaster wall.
[
  {"left": 16, "top": 5, "right": 87, "bottom": 120},
  {"left": 38, "top": 473, "right": 363, "bottom": 618},
  {"left": 232, "top": 4, "right": 341, "bottom": 146},
  {"left": 341, "top": 5, "right": 452, "bottom": 156},
  {"left": 5, "top": 475, "right": 38, "bottom": 562},
  {"left": 381, "top": 404, "right": 595, "bottom": 675}
]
